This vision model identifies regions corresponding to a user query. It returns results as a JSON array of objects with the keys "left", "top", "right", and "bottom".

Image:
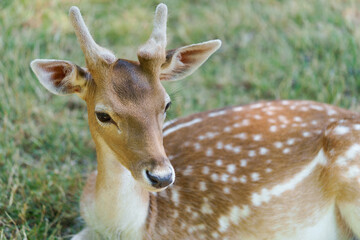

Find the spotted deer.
[{"left": 30, "top": 3, "right": 360, "bottom": 240}]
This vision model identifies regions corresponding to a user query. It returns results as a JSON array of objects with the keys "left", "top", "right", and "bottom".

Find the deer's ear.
[
  {"left": 160, "top": 40, "right": 221, "bottom": 81},
  {"left": 30, "top": 59, "right": 91, "bottom": 97}
]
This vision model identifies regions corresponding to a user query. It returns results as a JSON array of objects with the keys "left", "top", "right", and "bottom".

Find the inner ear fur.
[{"left": 30, "top": 59, "right": 91, "bottom": 97}]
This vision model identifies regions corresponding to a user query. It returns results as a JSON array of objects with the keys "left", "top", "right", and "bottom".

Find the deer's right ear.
[
  {"left": 160, "top": 40, "right": 221, "bottom": 81},
  {"left": 30, "top": 59, "right": 91, "bottom": 98}
]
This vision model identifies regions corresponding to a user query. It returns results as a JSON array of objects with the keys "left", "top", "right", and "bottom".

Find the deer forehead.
[
  {"left": 108, "top": 59, "right": 163, "bottom": 103},
  {"left": 91, "top": 59, "right": 169, "bottom": 112}
]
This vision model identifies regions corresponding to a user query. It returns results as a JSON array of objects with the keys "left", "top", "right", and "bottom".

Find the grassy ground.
[{"left": 1, "top": 0, "right": 360, "bottom": 238}]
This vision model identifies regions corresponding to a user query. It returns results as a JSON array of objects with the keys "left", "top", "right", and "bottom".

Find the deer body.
[
  {"left": 74, "top": 100, "right": 360, "bottom": 240},
  {"left": 30, "top": 4, "right": 360, "bottom": 240}
]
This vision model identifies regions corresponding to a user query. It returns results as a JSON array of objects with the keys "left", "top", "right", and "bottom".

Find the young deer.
[{"left": 30, "top": 4, "right": 360, "bottom": 240}]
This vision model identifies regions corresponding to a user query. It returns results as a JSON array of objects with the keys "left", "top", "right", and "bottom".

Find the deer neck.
[{"left": 93, "top": 138, "right": 150, "bottom": 239}]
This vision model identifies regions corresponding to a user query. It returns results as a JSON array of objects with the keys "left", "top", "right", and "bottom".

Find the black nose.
[{"left": 146, "top": 170, "right": 173, "bottom": 188}]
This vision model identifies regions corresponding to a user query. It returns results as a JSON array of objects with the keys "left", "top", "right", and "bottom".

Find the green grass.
[{"left": 1, "top": 0, "right": 360, "bottom": 238}]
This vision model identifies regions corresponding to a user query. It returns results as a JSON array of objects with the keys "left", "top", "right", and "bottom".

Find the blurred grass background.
[{"left": 1, "top": 0, "right": 360, "bottom": 238}]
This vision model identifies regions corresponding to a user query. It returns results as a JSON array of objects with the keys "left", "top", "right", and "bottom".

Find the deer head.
[{"left": 30, "top": 4, "right": 221, "bottom": 192}]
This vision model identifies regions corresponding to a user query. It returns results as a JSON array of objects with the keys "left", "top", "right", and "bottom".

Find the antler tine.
[
  {"left": 138, "top": 3, "right": 168, "bottom": 64},
  {"left": 69, "top": 6, "right": 115, "bottom": 67}
]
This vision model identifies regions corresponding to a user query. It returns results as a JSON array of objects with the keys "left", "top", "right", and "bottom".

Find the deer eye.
[
  {"left": 96, "top": 112, "right": 112, "bottom": 123},
  {"left": 165, "top": 102, "right": 172, "bottom": 112}
]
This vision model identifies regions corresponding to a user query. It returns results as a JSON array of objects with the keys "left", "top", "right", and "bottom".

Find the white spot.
[
  {"left": 327, "top": 109, "right": 337, "bottom": 116},
  {"left": 250, "top": 103, "right": 263, "bottom": 109},
  {"left": 205, "top": 132, "right": 218, "bottom": 139},
  {"left": 221, "top": 174, "right": 229, "bottom": 182},
  {"left": 216, "top": 141, "right": 223, "bottom": 149},
  {"left": 251, "top": 172, "right": 260, "bottom": 181},
  {"left": 194, "top": 142, "right": 201, "bottom": 151},
  {"left": 208, "top": 110, "right": 226, "bottom": 118},
  {"left": 211, "top": 173, "right": 219, "bottom": 181},
  {"left": 278, "top": 115, "right": 288, "bottom": 123},
  {"left": 248, "top": 150, "right": 256, "bottom": 157},
  {"left": 206, "top": 148, "right": 213, "bottom": 156},
  {"left": 300, "top": 123, "right": 308, "bottom": 127},
  {"left": 227, "top": 164, "right": 236, "bottom": 174},
  {"left": 259, "top": 147, "right": 269, "bottom": 155},
  {"left": 266, "top": 159, "right": 272, "bottom": 164},
  {"left": 253, "top": 114, "right": 262, "bottom": 120},
  {"left": 266, "top": 168, "right": 273, "bottom": 173},
  {"left": 224, "top": 126, "right": 232, "bottom": 132},
  {"left": 333, "top": 125, "right": 350, "bottom": 135},
  {"left": 274, "top": 142, "right": 283, "bottom": 148},
  {"left": 241, "top": 119, "right": 250, "bottom": 126},
  {"left": 347, "top": 166, "right": 360, "bottom": 178},
  {"left": 268, "top": 118, "right": 276, "bottom": 123},
  {"left": 269, "top": 125, "right": 277, "bottom": 132},
  {"left": 303, "top": 132, "right": 311, "bottom": 137},
  {"left": 218, "top": 216, "right": 230, "bottom": 232},
  {"left": 163, "top": 118, "right": 202, "bottom": 137},
  {"left": 300, "top": 106, "right": 309, "bottom": 111},
  {"left": 229, "top": 205, "right": 250, "bottom": 224},
  {"left": 354, "top": 124, "right": 360, "bottom": 130},
  {"left": 192, "top": 212, "right": 199, "bottom": 219},
  {"left": 283, "top": 148, "right": 291, "bottom": 154},
  {"left": 294, "top": 116, "right": 302, "bottom": 122},
  {"left": 240, "top": 159, "right": 247, "bottom": 167},
  {"left": 201, "top": 202, "right": 213, "bottom": 214},
  {"left": 280, "top": 124, "right": 287, "bottom": 128},
  {"left": 183, "top": 165, "right": 193, "bottom": 176},
  {"left": 281, "top": 100, "right": 290, "bottom": 105},
  {"left": 287, "top": 138, "right": 295, "bottom": 145},
  {"left": 216, "top": 159, "right": 223, "bottom": 166},
  {"left": 253, "top": 134, "right": 262, "bottom": 141},
  {"left": 212, "top": 232, "right": 219, "bottom": 238},
  {"left": 234, "top": 133, "right": 247, "bottom": 140},
  {"left": 171, "top": 188, "right": 180, "bottom": 206},
  {"left": 224, "top": 144, "right": 233, "bottom": 151},
  {"left": 172, "top": 210, "right": 179, "bottom": 218},
  {"left": 266, "top": 111, "right": 274, "bottom": 116},
  {"left": 223, "top": 187, "right": 230, "bottom": 194},
  {"left": 251, "top": 149, "right": 327, "bottom": 206},
  {"left": 311, "top": 120, "right": 318, "bottom": 125},
  {"left": 233, "top": 106, "right": 243, "bottom": 112},
  {"left": 336, "top": 144, "right": 360, "bottom": 166},
  {"left": 310, "top": 105, "right": 324, "bottom": 111},
  {"left": 202, "top": 166, "right": 210, "bottom": 175},
  {"left": 239, "top": 175, "right": 247, "bottom": 183},
  {"left": 198, "top": 135, "right": 205, "bottom": 140},
  {"left": 199, "top": 181, "right": 207, "bottom": 191},
  {"left": 231, "top": 123, "right": 239, "bottom": 128},
  {"left": 233, "top": 146, "right": 241, "bottom": 154},
  {"left": 231, "top": 176, "right": 238, "bottom": 182}
]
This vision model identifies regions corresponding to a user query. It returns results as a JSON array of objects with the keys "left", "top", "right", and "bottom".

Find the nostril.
[
  {"left": 146, "top": 170, "right": 173, "bottom": 188},
  {"left": 146, "top": 170, "right": 159, "bottom": 185}
]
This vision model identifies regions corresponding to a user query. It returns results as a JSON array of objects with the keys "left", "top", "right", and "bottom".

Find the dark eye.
[
  {"left": 96, "top": 112, "right": 112, "bottom": 123},
  {"left": 165, "top": 102, "right": 172, "bottom": 112}
]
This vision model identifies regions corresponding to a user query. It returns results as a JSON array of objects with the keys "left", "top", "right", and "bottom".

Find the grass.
[{"left": 1, "top": 0, "right": 360, "bottom": 238}]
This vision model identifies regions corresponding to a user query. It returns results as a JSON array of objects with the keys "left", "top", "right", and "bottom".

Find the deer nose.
[{"left": 146, "top": 170, "right": 174, "bottom": 188}]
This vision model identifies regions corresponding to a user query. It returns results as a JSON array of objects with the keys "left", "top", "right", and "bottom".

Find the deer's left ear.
[
  {"left": 160, "top": 39, "right": 221, "bottom": 81},
  {"left": 30, "top": 59, "right": 91, "bottom": 98}
]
